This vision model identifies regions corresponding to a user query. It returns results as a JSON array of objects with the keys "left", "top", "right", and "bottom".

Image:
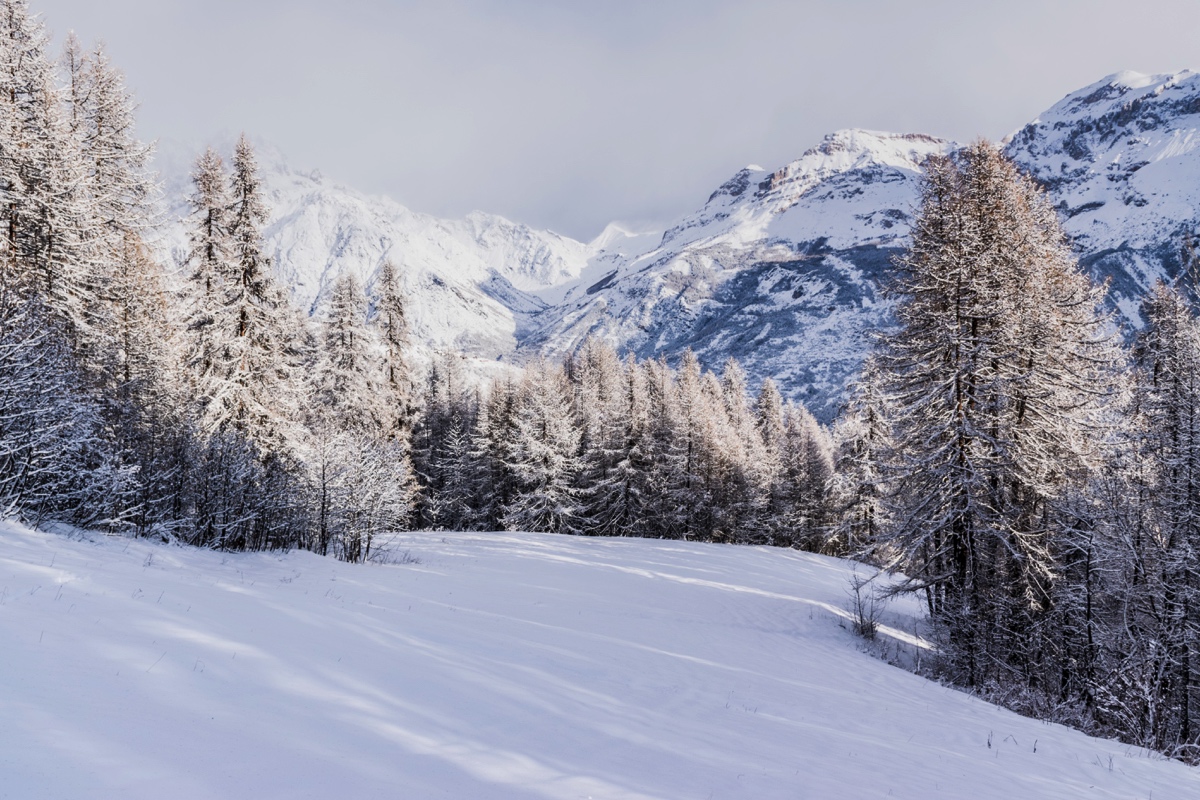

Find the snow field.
[{"left": 0, "top": 523, "right": 1196, "bottom": 799}]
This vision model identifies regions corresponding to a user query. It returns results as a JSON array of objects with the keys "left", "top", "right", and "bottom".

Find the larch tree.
[
  {"left": 1119, "top": 281, "right": 1200, "bottom": 751},
  {"left": 827, "top": 358, "right": 891, "bottom": 557},
  {"left": 876, "top": 141, "right": 1119, "bottom": 690}
]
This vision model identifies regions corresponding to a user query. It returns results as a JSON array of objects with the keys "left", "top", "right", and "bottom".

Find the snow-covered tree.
[
  {"left": 877, "top": 141, "right": 1119, "bottom": 688},
  {"left": 371, "top": 259, "right": 416, "bottom": 442},
  {"left": 315, "top": 272, "right": 379, "bottom": 433},
  {"left": 502, "top": 359, "right": 582, "bottom": 534},
  {"left": 827, "top": 359, "right": 891, "bottom": 557}
]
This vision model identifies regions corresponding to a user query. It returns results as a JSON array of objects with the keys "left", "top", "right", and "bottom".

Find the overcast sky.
[{"left": 36, "top": 0, "right": 1200, "bottom": 241}]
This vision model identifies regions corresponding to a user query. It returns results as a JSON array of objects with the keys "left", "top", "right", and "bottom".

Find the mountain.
[
  {"left": 155, "top": 140, "right": 648, "bottom": 366},
  {"left": 520, "top": 130, "right": 952, "bottom": 419},
  {"left": 156, "top": 71, "right": 1200, "bottom": 420},
  {"left": 524, "top": 70, "right": 1200, "bottom": 419},
  {"left": 1005, "top": 70, "right": 1200, "bottom": 325}
]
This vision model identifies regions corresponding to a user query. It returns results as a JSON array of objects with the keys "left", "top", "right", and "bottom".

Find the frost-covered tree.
[
  {"left": 709, "top": 359, "right": 765, "bottom": 541},
  {"left": 372, "top": 259, "right": 416, "bottom": 442},
  {"left": 577, "top": 349, "right": 654, "bottom": 538},
  {"left": 1112, "top": 282, "right": 1200, "bottom": 751},
  {"left": 827, "top": 359, "right": 891, "bottom": 557},
  {"left": 877, "top": 141, "right": 1119, "bottom": 689},
  {"left": 778, "top": 402, "right": 834, "bottom": 549},
  {"left": 182, "top": 136, "right": 304, "bottom": 453},
  {"left": 0, "top": 2, "right": 96, "bottom": 351},
  {"left": 315, "top": 272, "right": 379, "bottom": 433},
  {"left": 182, "top": 147, "right": 233, "bottom": 412},
  {"left": 218, "top": 133, "right": 303, "bottom": 450},
  {"left": 502, "top": 359, "right": 582, "bottom": 533}
]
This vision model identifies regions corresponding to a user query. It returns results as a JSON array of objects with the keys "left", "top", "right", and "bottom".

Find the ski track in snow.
[{"left": 0, "top": 522, "right": 1196, "bottom": 799}]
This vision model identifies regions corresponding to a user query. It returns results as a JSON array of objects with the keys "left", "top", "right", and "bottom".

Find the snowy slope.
[
  {"left": 2, "top": 522, "right": 1196, "bottom": 799},
  {"left": 520, "top": 131, "right": 953, "bottom": 419}
]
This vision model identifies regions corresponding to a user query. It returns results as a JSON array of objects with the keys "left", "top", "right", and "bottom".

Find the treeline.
[
  {"left": 833, "top": 141, "right": 1200, "bottom": 760},
  {"left": 411, "top": 344, "right": 832, "bottom": 544},
  {"left": 0, "top": 0, "right": 833, "bottom": 561}
]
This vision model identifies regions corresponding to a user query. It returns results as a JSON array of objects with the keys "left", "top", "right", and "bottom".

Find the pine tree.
[
  {"left": 182, "top": 147, "right": 233, "bottom": 424},
  {"left": 1120, "top": 282, "right": 1200, "bottom": 750},
  {"left": 779, "top": 401, "right": 834, "bottom": 550},
  {"left": 718, "top": 358, "right": 771, "bottom": 542},
  {"left": 411, "top": 351, "right": 467, "bottom": 527},
  {"left": 315, "top": 271, "right": 379, "bottom": 433},
  {"left": 219, "top": 133, "right": 301, "bottom": 450},
  {"left": 0, "top": 3, "right": 98, "bottom": 352},
  {"left": 470, "top": 379, "right": 518, "bottom": 530},
  {"left": 61, "top": 34, "right": 182, "bottom": 535},
  {"left": 502, "top": 359, "right": 582, "bottom": 533},
  {"left": 827, "top": 359, "right": 891, "bottom": 557},
  {"left": 372, "top": 259, "right": 416, "bottom": 443}
]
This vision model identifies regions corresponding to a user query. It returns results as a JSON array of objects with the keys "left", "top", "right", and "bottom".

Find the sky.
[{"left": 36, "top": 0, "right": 1200, "bottom": 242}]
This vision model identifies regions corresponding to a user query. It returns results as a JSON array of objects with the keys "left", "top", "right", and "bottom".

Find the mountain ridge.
[{"left": 156, "top": 70, "right": 1200, "bottom": 419}]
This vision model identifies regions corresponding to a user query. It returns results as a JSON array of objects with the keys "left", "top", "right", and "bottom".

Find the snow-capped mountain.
[
  {"left": 1006, "top": 70, "right": 1200, "bottom": 325},
  {"left": 520, "top": 130, "right": 952, "bottom": 419},
  {"left": 157, "top": 71, "right": 1200, "bottom": 420},
  {"left": 524, "top": 71, "right": 1200, "bottom": 419},
  {"left": 155, "top": 140, "right": 647, "bottom": 363}
]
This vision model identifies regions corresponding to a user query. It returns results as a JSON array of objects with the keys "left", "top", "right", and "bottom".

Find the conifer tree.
[
  {"left": 877, "top": 141, "right": 1119, "bottom": 689},
  {"left": 315, "top": 272, "right": 379, "bottom": 433},
  {"left": 827, "top": 359, "right": 891, "bottom": 556},
  {"left": 219, "top": 133, "right": 302, "bottom": 450},
  {"left": 1119, "top": 282, "right": 1200, "bottom": 750},
  {"left": 372, "top": 259, "right": 416, "bottom": 442},
  {"left": 182, "top": 147, "right": 233, "bottom": 423},
  {"left": 0, "top": 2, "right": 96, "bottom": 351},
  {"left": 502, "top": 359, "right": 582, "bottom": 533}
]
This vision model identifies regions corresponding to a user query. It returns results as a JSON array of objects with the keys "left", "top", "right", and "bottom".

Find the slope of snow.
[{"left": 1, "top": 522, "right": 1195, "bottom": 799}]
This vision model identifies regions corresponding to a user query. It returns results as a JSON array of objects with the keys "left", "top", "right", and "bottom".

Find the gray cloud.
[{"left": 37, "top": 0, "right": 1200, "bottom": 240}]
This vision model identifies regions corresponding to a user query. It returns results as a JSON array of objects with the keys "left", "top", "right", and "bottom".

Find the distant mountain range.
[{"left": 156, "top": 70, "right": 1200, "bottom": 420}]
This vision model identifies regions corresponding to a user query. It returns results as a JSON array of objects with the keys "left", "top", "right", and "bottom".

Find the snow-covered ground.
[{"left": 1, "top": 523, "right": 1195, "bottom": 799}]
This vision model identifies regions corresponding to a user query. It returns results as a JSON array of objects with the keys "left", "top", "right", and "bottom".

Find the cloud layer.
[{"left": 39, "top": 0, "right": 1200, "bottom": 240}]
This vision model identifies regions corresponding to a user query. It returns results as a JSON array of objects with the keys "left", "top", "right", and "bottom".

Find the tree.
[
  {"left": 182, "top": 146, "right": 233, "bottom": 425},
  {"left": 372, "top": 259, "right": 416, "bottom": 443},
  {"left": 315, "top": 272, "right": 379, "bottom": 433},
  {"left": 1118, "top": 282, "right": 1200, "bottom": 751},
  {"left": 877, "top": 141, "right": 1118, "bottom": 689},
  {"left": 827, "top": 359, "right": 891, "bottom": 556},
  {"left": 778, "top": 401, "right": 834, "bottom": 550},
  {"left": 0, "top": 3, "right": 97, "bottom": 352},
  {"left": 182, "top": 136, "right": 303, "bottom": 453},
  {"left": 502, "top": 359, "right": 582, "bottom": 533},
  {"left": 219, "top": 133, "right": 303, "bottom": 451}
]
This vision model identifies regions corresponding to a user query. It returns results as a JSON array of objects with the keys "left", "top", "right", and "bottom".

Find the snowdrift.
[{"left": 1, "top": 523, "right": 1195, "bottom": 798}]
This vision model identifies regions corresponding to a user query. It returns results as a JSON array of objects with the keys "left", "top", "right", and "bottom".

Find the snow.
[
  {"left": 1109, "top": 70, "right": 1161, "bottom": 91},
  {"left": 2, "top": 521, "right": 1196, "bottom": 799}
]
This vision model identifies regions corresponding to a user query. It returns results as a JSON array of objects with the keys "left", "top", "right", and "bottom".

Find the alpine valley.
[{"left": 159, "top": 70, "right": 1200, "bottom": 421}]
